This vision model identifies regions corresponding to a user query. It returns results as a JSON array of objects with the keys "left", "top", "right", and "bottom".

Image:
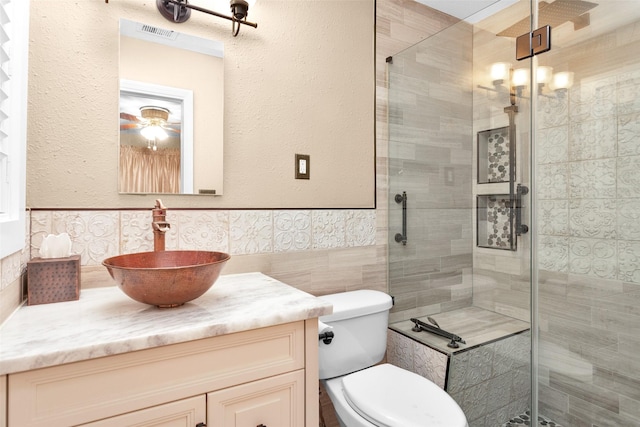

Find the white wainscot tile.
[
  {"left": 345, "top": 210, "right": 376, "bottom": 247},
  {"left": 52, "top": 211, "right": 120, "bottom": 265},
  {"left": 176, "top": 210, "right": 229, "bottom": 253},
  {"left": 569, "top": 237, "right": 617, "bottom": 279},
  {"left": 312, "top": 210, "right": 346, "bottom": 249},
  {"left": 30, "top": 211, "right": 52, "bottom": 257},
  {"left": 537, "top": 126, "right": 568, "bottom": 164},
  {"left": 386, "top": 330, "right": 414, "bottom": 372},
  {"left": 413, "top": 341, "right": 447, "bottom": 389},
  {"left": 229, "top": 211, "right": 272, "bottom": 255},
  {"left": 569, "top": 199, "right": 616, "bottom": 239},
  {"left": 121, "top": 211, "right": 153, "bottom": 254},
  {"left": 273, "top": 210, "right": 311, "bottom": 253}
]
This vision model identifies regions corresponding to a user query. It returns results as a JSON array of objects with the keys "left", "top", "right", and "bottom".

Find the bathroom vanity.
[{"left": 0, "top": 272, "right": 332, "bottom": 427}]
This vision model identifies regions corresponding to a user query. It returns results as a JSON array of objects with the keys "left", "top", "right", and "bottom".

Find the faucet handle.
[{"left": 154, "top": 199, "right": 166, "bottom": 210}]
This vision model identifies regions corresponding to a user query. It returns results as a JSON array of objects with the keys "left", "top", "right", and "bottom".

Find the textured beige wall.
[{"left": 27, "top": 0, "right": 374, "bottom": 209}]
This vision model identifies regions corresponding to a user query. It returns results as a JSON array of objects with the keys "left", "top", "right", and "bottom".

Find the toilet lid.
[{"left": 342, "top": 364, "right": 467, "bottom": 427}]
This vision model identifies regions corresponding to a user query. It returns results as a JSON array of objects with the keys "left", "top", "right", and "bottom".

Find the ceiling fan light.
[{"left": 141, "top": 125, "right": 169, "bottom": 141}]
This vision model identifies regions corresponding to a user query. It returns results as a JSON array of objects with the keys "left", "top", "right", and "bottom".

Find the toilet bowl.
[{"left": 318, "top": 290, "right": 468, "bottom": 427}]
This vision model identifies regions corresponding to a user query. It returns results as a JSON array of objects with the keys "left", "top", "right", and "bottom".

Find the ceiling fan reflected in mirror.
[{"left": 120, "top": 106, "right": 181, "bottom": 151}]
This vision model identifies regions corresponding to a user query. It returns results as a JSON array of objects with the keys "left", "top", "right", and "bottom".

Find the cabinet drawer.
[
  {"left": 80, "top": 395, "right": 206, "bottom": 427},
  {"left": 9, "top": 321, "right": 304, "bottom": 427},
  {"left": 207, "top": 370, "right": 305, "bottom": 427}
]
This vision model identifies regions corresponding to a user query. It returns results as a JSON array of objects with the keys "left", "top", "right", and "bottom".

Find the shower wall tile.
[
  {"left": 539, "top": 236, "right": 569, "bottom": 273},
  {"left": 569, "top": 237, "right": 617, "bottom": 279},
  {"left": 617, "top": 240, "right": 640, "bottom": 283},
  {"left": 569, "top": 199, "right": 616, "bottom": 239},
  {"left": 617, "top": 155, "right": 640, "bottom": 198},
  {"left": 569, "top": 159, "right": 616, "bottom": 199},
  {"left": 537, "top": 163, "right": 569, "bottom": 199},
  {"left": 616, "top": 199, "right": 640, "bottom": 240},
  {"left": 569, "top": 118, "right": 617, "bottom": 161},
  {"left": 539, "top": 200, "right": 569, "bottom": 236},
  {"left": 617, "top": 69, "right": 640, "bottom": 115},
  {"left": 537, "top": 126, "right": 569, "bottom": 164},
  {"left": 538, "top": 94, "right": 569, "bottom": 129},
  {"left": 617, "top": 112, "right": 640, "bottom": 156},
  {"left": 569, "top": 76, "right": 617, "bottom": 122}
]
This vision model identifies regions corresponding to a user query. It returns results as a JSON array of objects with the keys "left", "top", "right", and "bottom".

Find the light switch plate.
[{"left": 295, "top": 154, "right": 310, "bottom": 179}]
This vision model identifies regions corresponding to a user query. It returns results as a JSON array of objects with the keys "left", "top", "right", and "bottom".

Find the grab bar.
[
  {"left": 410, "top": 317, "right": 466, "bottom": 349},
  {"left": 394, "top": 191, "right": 407, "bottom": 245}
]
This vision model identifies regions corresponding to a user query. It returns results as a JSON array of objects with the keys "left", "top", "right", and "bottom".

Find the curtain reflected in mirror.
[{"left": 120, "top": 145, "right": 180, "bottom": 193}]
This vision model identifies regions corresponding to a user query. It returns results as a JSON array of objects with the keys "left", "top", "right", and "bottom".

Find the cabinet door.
[
  {"left": 79, "top": 395, "right": 205, "bottom": 427},
  {"left": 208, "top": 370, "right": 305, "bottom": 427}
]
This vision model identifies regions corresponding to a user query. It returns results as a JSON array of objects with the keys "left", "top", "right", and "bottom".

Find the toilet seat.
[{"left": 341, "top": 364, "right": 467, "bottom": 427}]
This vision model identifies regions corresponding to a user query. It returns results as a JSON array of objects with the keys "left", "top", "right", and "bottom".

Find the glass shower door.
[
  {"left": 534, "top": 1, "right": 640, "bottom": 425},
  {"left": 387, "top": 2, "right": 534, "bottom": 426}
]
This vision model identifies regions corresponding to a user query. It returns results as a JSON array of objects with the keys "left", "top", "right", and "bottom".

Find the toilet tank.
[{"left": 318, "top": 290, "right": 393, "bottom": 380}]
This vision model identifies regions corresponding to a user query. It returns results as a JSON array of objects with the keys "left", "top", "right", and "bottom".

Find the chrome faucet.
[{"left": 152, "top": 199, "right": 170, "bottom": 251}]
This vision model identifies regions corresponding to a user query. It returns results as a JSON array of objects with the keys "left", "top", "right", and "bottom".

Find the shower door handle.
[
  {"left": 515, "top": 184, "right": 529, "bottom": 236},
  {"left": 394, "top": 191, "right": 407, "bottom": 245}
]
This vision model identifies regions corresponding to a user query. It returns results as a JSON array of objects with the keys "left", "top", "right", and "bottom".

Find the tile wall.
[
  {"left": 387, "top": 329, "right": 530, "bottom": 427},
  {"left": 534, "top": 18, "right": 640, "bottom": 427},
  {"left": 27, "top": 209, "right": 384, "bottom": 297}
]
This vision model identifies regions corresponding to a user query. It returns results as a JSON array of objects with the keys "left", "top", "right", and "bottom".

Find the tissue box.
[{"left": 27, "top": 255, "right": 81, "bottom": 305}]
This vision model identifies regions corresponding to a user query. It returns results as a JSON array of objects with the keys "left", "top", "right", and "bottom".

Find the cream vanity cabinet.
[{"left": 5, "top": 320, "right": 318, "bottom": 427}]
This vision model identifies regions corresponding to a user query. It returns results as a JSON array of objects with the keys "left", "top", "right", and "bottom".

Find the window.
[{"left": 0, "top": 0, "right": 29, "bottom": 258}]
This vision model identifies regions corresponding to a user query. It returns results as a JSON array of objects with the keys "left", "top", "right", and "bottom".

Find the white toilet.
[{"left": 318, "top": 290, "right": 468, "bottom": 427}]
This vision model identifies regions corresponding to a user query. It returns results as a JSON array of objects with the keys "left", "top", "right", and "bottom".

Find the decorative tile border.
[{"left": 29, "top": 209, "right": 377, "bottom": 265}]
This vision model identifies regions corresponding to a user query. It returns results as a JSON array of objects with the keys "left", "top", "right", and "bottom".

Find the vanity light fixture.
[
  {"left": 482, "top": 63, "right": 574, "bottom": 100},
  {"left": 156, "top": 0, "right": 257, "bottom": 37}
]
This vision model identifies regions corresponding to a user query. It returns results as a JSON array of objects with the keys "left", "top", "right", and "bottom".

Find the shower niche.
[
  {"left": 477, "top": 126, "right": 510, "bottom": 184},
  {"left": 477, "top": 194, "right": 514, "bottom": 250}
]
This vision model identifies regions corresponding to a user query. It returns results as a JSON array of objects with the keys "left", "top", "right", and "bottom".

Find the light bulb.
[
  {"left": 512, "top": 68, "right": 528, "bottom": 87},
  {"left": 553, "top": 71, "right": 574, "bottom": 91},
  {"left": 537, "top": 66, "right": 553, "bottom": 86},
  {"left": 490, "top": 62, "right": 511, "bottom": 85},
  {"left": 140, "top": 125, "right": 168, "bottom": 141}
]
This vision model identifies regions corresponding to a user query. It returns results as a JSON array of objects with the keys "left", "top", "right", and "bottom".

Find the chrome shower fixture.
[{"left": 156, "top": 0, "right": 258, "bottom": 37}]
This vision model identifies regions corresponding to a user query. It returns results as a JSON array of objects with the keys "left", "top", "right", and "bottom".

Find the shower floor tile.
[{"left": 503, "top": 411, "right": 564, "bottom": 427}]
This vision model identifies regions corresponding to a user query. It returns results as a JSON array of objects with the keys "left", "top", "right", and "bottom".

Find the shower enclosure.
[{"left": 387, "top": 1, "right": 640, "bottom": 426}]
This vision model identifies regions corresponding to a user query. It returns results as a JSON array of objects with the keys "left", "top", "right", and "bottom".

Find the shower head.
[{"left": 497, "top": 0, "right": 598, "bottom": 37}]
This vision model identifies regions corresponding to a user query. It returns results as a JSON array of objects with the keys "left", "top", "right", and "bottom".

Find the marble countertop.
[{"left": 0, "top": 272, "right": 333, "bottom": 376}]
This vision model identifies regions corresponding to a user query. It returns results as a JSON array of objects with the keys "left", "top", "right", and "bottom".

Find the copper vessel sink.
[{"left": 102, "top": 250, "right": 230, "bottom": 308}]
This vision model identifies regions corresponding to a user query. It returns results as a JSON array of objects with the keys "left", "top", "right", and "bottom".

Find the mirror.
[{"left": 119, "top": 18, "right": 224, "bottom": 195}]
